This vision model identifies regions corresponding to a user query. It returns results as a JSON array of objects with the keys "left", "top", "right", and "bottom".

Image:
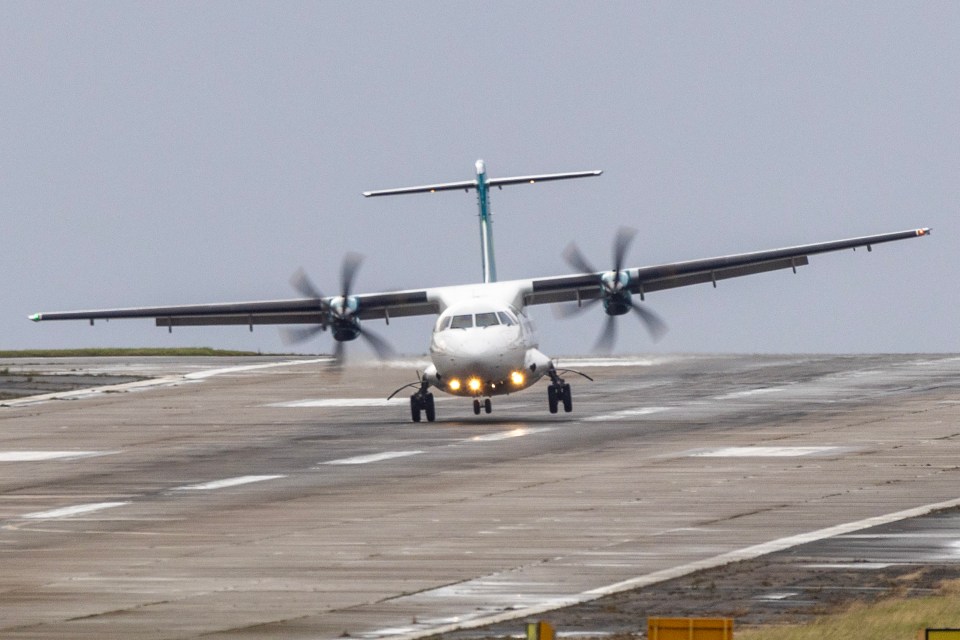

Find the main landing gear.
[
  {"left": 409, "top": 376, "right": 435, "bottom": 423},
  {"left": 547, "top": 369, "right": 573, "bottom": 414}
]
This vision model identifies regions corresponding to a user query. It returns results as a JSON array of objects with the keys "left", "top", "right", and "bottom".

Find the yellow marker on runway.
[{"left": 648, "top": 617, "right": 733, "bottom": 640}]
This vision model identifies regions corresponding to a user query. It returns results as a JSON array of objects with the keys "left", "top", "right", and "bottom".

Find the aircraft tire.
[
  {"left": 410, "top": 396, "right": 422, "bottom": 423},
  {"left": 484, "top": 398, "right": 492, "bottom": 414},
  {"left": 425, "top": 393, "right": 436, "bottom": 422},
  {"left": 473, "top": 399, "right": 481, "bottom": 415},
  {"left": 561, "top": 384, "right": 572, "bottom": 412},
  {"left": 548, "top": 385, "right": 559, "bottom": 414}
]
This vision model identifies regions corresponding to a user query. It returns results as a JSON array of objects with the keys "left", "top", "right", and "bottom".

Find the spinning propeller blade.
[
  {"left": 284, "top": 254, "right": 395, "bottom": 365},
  {"left": 561, "top": 226, "right": 667, "bottom": 350}
]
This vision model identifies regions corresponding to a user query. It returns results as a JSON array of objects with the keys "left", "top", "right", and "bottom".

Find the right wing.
[{"left": 524, "top": 228, "right": 932, "bottom": 306}]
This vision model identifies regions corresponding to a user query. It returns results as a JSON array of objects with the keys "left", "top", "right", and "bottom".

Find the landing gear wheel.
[
  {"left": 410, "top": 396, "right": 422, "bottom": 423},
  {"left": 484, "top": 398, "right": 492, "bottom": 414},
  {"left": 548, "top": 384, "right": 559, "bottom": 414},
  {"left": 473, "top": 398, "right": 481, "bottom": 415},
  {"left": 424, "top": 393, "right": 435, "bottom": 422},
  {"left": 561, "top": 383, "right": 572, "bottom": 412}
]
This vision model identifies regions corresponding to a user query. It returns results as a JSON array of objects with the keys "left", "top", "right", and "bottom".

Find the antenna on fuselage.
[{"left": 363, "top": 160, "right": 603, "bottom": 284}]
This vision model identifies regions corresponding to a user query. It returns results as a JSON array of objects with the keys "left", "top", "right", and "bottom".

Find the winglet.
[{"left": 917, "top": 228, "right": 931, "bottom": 236}]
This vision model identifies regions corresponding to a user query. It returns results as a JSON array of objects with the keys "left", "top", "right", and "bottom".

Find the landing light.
[
  {"left": 510, "top": 371, "right": 525, "bottom": 386},
  {"left": 448, "top": 379, "right": 461, "bottom": 391},
  {"left": 468, "top": 378, "right": 482, "bottom": 392}
]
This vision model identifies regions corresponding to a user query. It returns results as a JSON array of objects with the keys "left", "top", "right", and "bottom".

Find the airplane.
[{"left": 30, "top": 159, "right": 931, "bottom": 422}]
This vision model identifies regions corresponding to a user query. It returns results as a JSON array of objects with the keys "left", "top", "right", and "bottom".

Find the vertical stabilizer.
[{"left": 474, "top": 159, "right": 497, "bottom": 283}]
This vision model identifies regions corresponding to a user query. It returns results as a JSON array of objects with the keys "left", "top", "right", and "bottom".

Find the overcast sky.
[{"left": 2, "top": 2, "right": 956, "bottom": 357}]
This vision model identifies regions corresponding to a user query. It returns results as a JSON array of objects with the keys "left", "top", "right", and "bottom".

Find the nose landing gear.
[{"left": 472, "top": 398, "right": 492, "bottom": 415}]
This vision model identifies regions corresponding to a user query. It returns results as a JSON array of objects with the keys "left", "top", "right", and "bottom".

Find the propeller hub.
[
  {"left": 329, "top": 296, "right": 359, "bottom": 319},
  {"left": 600, "top": 270, "right": 630, "bottom": 294}
]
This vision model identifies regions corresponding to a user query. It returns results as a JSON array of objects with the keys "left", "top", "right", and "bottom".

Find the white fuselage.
[{"left": 423, "top": 295, "right": 552, "bottom": 398}]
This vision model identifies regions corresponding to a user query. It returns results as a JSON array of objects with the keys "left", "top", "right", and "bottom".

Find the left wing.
[
  {"left": 524, "top": 228, "right": 931, "bottom": 306},
  {"left": 29, "top": 288, "right": 439, "bottom": 330}
]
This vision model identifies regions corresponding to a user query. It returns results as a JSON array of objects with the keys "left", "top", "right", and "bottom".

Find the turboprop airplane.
[{"left": 30, "top": 160, "right": 931, "bottom": 422}]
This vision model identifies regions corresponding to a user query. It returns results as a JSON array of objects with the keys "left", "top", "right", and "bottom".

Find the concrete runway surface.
[{"left": 0, "top": 353, "right": 958, "bottom": 639}]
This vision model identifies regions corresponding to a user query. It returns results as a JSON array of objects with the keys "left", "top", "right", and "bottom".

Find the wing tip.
[{"left": 28, "top": 313, "right": 42, "bottom": 322}]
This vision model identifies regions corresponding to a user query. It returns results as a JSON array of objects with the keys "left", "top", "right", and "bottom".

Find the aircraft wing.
[
  {"left": 524, "top": 228, "right": 931, "bottom": 306},
  {"left": 29, "top": 289, "right": 439, "bottom": 329},
  {"left": 29, "top": 228, "right": 930, "bottom": 331}
]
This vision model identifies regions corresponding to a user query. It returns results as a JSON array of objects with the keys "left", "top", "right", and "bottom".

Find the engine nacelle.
[
  {"left": 332, "top": 317, "right": 361, "bottom": 342},
  {"left": 603, "top": 291, "right": 633, "bottom": 316}
]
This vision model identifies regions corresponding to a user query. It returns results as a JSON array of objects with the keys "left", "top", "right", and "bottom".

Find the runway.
[{"left": 1, "top": 353, "right": 959, "bottom": 639}]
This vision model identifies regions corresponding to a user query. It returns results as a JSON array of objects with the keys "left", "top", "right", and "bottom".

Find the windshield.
[
  {"left": 449, "top": 314, "right": 474, "bottom": 329},
  {"left": 475, "top": 312, "right": 500, "bottom": 328}
]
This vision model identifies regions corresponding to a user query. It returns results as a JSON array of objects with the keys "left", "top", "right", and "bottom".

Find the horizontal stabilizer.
[{"left": 362, "top": 169, "right": 602, "bottom": 197}]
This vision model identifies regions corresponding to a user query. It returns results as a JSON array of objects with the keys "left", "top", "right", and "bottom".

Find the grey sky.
[{"left": 3, "top": 2, "right": 955, "bottom": 356}]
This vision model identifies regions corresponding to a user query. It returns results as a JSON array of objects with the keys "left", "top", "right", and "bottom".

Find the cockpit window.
[
  {"left": 449, "top": 314, "right": 474, "bottom": 329},
  {"left": 496, "top": 311, "right": 516, "bottom": 326},
  {"left": 436, "top": 316, "right": 453, "bottom": 332},
  {"left": 475, "top": 312, "right": 500, "bottom": 328}
]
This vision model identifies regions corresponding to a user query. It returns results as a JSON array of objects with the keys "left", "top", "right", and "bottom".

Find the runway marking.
[
  {"left": 583, "top": 407, "right": 670, "bottom": 422},
  {"left": 804, "top": 563, "right": 897, "bottom": 570},
  {"left": 557, "top": 357, "right": 681, "bottom": 368},
  {"left": 713, "top": 387, "right": 785, "bottom": 400},
  {"left": 172, "top": 475, "right": 286, "bottom": 491},
  {"left": 268, "top": 398, "right": 404, "bottom": 408},
  {"left": 0, "top": 451, "right": 111, "bottom": 462},
  {"left": 323, "top": 451, "right": 423, "bottom": 465},
  {"left": 183, "top": 358, "right": 330, "bottom": 380},
  {"left": 470, "top": 427, "right": 553, "bottom": 442},
  {"left": 691, "top": 446, "right": 840, "bottom": 457},
  {"left": 22, "top": 502, "right": 130, "bottom": 520},
  {"left": 1, "top": 358, "right": 331, "bottom": 407},
  {"left": 756, "top": 591, "right": 800, "bottom": 600}
]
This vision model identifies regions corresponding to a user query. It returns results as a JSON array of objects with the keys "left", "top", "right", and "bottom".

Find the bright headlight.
[
  {"left": 467, "top": 378, "right": 482, "bottom": 392},
  {"left": 510, "top": 371, "right": 525, "bottom": 386},
  {"left": 448, "top": 379, "right": 461, "bottom": 391}
]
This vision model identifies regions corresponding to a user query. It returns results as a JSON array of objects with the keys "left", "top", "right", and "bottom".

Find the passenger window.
[
  {"left": 475, "top": 312, "right": 500, "bottom": 328},
  {"left": 496, "top": 311, "right": 515, "bottom": 326},
  {"left": 450, "top": 314, "right": 474, "bottom": 329}
]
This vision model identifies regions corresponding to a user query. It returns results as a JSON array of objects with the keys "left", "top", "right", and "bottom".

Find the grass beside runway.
[{"left": 738, "top": 579, "right": 960, "bottom": 640}]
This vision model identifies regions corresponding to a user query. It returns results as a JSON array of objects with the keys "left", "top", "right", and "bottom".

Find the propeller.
[
  {"left": 561, "top": 226, "right": 667, "bottom": 351},
  {"left": 283, "top": 253, "right": 395, "bottom": 365}
]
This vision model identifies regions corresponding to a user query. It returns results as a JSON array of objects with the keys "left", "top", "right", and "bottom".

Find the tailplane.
[{"left": 363, "top": 160, "right": 602, "bottom": 283}]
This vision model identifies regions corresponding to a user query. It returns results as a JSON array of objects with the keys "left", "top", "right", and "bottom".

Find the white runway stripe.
[
  {"left": 0, "top": 451, "right": 110, "bottom": 462},
  {"left": 268, "top": 398, "right": 404, "bottom": 408},
  {"left": 584, "top": 407, "right": 670, "bottom": 422},
  {"left": 23, "top": 501, "right": 130, "bottom": 520},
  {"left": 173, "top": 475, "right": 286, "bottom": 491},
  {"left": 692, "top": 446, "right": 840, "bottom": 458},
  {"left": 323, "top": 451, "right": 423, "bottom": 465}
]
